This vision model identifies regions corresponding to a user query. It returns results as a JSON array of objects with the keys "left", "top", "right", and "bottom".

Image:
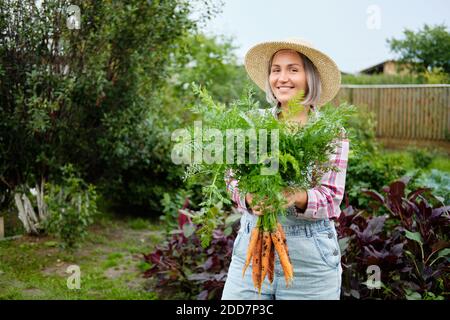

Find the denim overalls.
[{"left": 221, "top": 210, "right": 343, "bottom": 300}]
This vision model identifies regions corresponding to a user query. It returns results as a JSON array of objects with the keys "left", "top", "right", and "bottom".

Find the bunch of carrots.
[{"left": 242, "top": 212, "right": 294, "bottom": 293}]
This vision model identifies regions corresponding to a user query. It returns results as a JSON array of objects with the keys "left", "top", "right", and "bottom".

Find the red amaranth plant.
[
  {"left": 337, "top": 177, "right": 449, "bottom": 299},
  {"left": 143, "top": 203, "right": 238, "bottom": 300}
]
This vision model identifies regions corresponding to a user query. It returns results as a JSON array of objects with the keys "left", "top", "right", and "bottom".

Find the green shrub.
[
  {"left": 128, "top": 218, "right": 151, "bottom": 231},
  {"left": 342, "top": 73, "right": 425, "bottom": 85},
  {"left": 346, "top": 154, "right": 408, "bottom": 209},
  {"left": 0, "top": 0, "right": 221, "bottom": 215},
  {"left": 406, "top": 146, "right": 434, "bottom": 169},
  {"left": 342, "top": 103, "right": 405, "bottom": 209},
  {"left": 44, "top": 164, "right": 99, "bottom": 249},
  {"left": 343, "top": 104, "right": 379, "bottom": 157},
  {"left": 342, "top": 70, "right": 449, "bottom": 85},
  {"left": 96, "top": 103, "right": 186, "bottom": 213}
]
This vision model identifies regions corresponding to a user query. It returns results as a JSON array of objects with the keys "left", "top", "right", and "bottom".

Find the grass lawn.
[
  {"left": 429, "top": 155, "right": 450, "bottom": 173},
  {"left": 0, "top": 213, "right": 164, "bottom": 300}
]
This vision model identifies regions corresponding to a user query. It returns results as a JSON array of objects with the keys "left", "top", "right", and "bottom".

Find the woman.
[{"left": 222, "top": 38, "right": 350, "bottom": 300}]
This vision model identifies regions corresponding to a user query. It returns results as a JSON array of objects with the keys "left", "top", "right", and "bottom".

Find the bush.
[
  {"left": 342, "top": 73, "right": 425, "bottom": 85},
  {"left": 96, "top": 104, "right": 186, "bottom": 213},
  {"left": 0, "top": 0, "right": 220, "bottom": 214},
  {"left": 343, "top": 105, "right": 409, "bottom": 209},
  {"left": 406, "top": 146, "right": 434, "bottom": 169},
  {"left": 44, "top": 164, "right": 99, "bottom": 249}
]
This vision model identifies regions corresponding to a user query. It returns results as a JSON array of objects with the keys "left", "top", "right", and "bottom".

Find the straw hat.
[{"left": 244, "top": 38, "right": 341, "bottom": 106}]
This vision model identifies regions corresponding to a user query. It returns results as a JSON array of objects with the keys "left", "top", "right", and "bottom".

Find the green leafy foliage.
[
  {"left": 346, "top": 154, "right": 408, "bottom": 209},
  {"left": 387, "top": 23, "right": 450, "bottom": 75},
  {"left": 406, "top": 146, "right": 434, "bottom": 169},
  {"left": 342, "top": 74, "right": 427, "bottom": 85},
  {"left": 343, "top": 107, "right": 411, "bottom": 209},
  {"left": 0, "top": 0, "right": 220, "bottom": 214},
  {"left": 162, "top": 33, "right": 252, "bottom": 109},
  {"left": 44, "top": 164, "right": 99, "bottom": 249},
  {"left": 414, "top": 169, "right": 450, "bottom": 205}
]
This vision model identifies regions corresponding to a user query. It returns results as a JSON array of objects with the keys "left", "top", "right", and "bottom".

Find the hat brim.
[{"left": 244, "top": 40, "right": 341, "bottom": 106}]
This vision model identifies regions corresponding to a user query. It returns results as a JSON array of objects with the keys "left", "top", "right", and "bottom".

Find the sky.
[{"left": 202, "top": 0, "right": 449, "bottom": 74}]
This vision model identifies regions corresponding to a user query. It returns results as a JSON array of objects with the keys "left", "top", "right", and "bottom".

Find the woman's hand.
[
  {"left": 246, "top": 189, "right": 307, "bottom": 216},
  {"left": 245, "top": 193, "right": 271, "bottom": 216},
  {"left": 282, "top": 188, "right": 308, "bottom": 210}
]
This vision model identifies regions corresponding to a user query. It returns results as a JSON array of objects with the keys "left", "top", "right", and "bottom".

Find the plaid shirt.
[{"left": 225, "top": 107, "right": 350, "bottom": 220}]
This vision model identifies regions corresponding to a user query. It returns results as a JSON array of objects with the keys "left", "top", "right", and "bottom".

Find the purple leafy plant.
[{"left": 337, "top": 177, "right": 449, "bottom": 299}]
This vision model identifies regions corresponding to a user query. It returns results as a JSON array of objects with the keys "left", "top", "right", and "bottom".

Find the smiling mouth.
[{"left": 277, "top": 86, "right": 294, "bottom": 90}]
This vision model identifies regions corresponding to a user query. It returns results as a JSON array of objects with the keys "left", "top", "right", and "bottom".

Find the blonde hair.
[{"left": 265, "top": 50, "right": 322, "bottom": 109}]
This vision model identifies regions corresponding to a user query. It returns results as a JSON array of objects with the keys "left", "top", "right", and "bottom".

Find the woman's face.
[{"left": 269, "top": 49, "right": 308, "bottom": 106}]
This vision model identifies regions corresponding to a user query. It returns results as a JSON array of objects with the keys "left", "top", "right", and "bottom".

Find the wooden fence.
[{"left": 331, "top": 84, "right": 450, "bottom": 152}]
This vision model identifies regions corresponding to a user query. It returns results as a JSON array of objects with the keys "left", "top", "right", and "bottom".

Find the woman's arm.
[{"left": 224, "top": 168, "right": 248, "bottom": 211}]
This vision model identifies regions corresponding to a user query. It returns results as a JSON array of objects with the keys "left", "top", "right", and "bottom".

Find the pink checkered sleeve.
[
  {"left": 224, "top": 168, "right": 248, "bottom": 211},
  {"left": 300, "top": 129, "right": 350, "bottom": 220}
]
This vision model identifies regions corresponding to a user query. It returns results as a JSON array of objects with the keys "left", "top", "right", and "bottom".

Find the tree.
[
  {"left": 0, "top": 0, "right": 221, "bottom": 213},
  {"left": 158, "top": 33, "right": 265, "bottom": 124},
  {"left": 387, "top": 24, "right": 450, "bottom": 75}
]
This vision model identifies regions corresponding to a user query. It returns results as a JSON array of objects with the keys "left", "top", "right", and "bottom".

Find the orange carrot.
[
  {"left": 252, "top": 230, "right": 263, "bottom": 292},
  {"left": 267, "top": 242, "right": 275, "bottom": 284},
  {"left": 277, "top": 223, "right": 294, "bottom": 278},
  {"left": 271, "top": 230, "right": 294, "bottom": 287},
  {"left": 242, "top": 227, "right": 260, "bottom": 277},
  {"left": 260, "top": 231, "right": 272, "bottom": 284},
  {"left": 277, "top": 223, "right": 288, "bottom": 248}
]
